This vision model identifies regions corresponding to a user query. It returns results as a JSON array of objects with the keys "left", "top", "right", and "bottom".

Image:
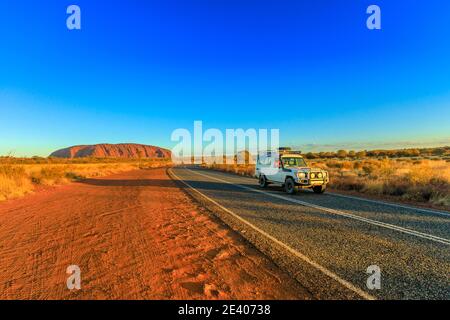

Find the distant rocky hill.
[{"left": 50, "top": 143, "right": 171, "bottom": 159}]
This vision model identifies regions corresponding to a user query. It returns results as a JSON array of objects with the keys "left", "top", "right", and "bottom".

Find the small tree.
[
  {"left": 305, "top": 152, "right": 317, "bottom": 160},
  {"left": 337, "top": 150, "right": 348, "bottom": 159},
  {"left": 356, "top": 150, "right": 367, "bottom": 159},
  {"left": 432, "top": 148, "right": 446, "bottom": 156}
]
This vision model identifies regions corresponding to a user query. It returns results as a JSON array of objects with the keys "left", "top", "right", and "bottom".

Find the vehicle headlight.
[
  {"left": 311, "top": 173, "right": 316, "bottom": 179},
  {"left": 298, "top": 172, "right": 306, "bottom": 179},
  {"left": 317, "top": 173, "right": 323, "bottom": 179}
]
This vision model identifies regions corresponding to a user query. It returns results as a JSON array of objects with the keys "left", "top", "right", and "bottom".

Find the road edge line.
[
  {"left": 328, "top": 192, "right": 450, "bottom": 218},
  {"left": 168, "top": 168, "right": 376, "bottom": 301},
  {"left": 190, "top": 169, "right": 450, "bottom": 246},
  {"left": 200, "top": 168, "right": 450, "bottom": 218}
]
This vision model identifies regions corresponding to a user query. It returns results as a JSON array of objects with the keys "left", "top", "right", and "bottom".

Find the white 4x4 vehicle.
[{"left": 256, "top": 150, "right": 329, "bottom": 194}]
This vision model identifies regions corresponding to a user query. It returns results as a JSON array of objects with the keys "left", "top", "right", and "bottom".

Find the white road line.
[
  {"left": 198, "top": 168, "right": 450, "bottom": 218},
  {"left": 169, "top": 169, "right": 376, "bottom": 301},
  {"left": 328, "top": 192, "right": 450, "bottom": 218},
  {"left": 185, "top": 168, "right": 450, "bottom": 246}
]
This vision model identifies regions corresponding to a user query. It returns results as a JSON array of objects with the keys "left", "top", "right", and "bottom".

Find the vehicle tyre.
[
  {"left": 313, "top": 185, "right": 326, "bottom": 194},
  {"left": 259, "top": 175, "right": 268, "bottom": 188},
  {"left": 285, "top": 177, "right": 297, "bottom": 194}
]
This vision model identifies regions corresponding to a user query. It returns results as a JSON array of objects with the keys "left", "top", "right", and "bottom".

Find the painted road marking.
[
  {"left": 169, "top": 168, "right": 376, "bottom": 300},
  {"left": 185, "top": 168, "right": 450, "bottom": 246},
  {"left": 197, "top": 168, "right": 450, "bottom": 218},
  {"left": 328, "top": 192, "right": 450, "bottom": 218}
]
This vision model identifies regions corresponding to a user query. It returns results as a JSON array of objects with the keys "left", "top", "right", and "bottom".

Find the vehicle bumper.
[{"left": 296, "top": 179, "right": 329, "bottom": 187}]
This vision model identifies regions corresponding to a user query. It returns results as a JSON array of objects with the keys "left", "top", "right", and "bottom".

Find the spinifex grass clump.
[{"left": 0, "top": 165, "right": 32, "bottom": 201}]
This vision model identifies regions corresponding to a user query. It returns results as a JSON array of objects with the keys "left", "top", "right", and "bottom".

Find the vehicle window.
[
  {"left": 281, "top": 157, "right": 307, "bottom": 168},
  {"left": 258, "top": 156, "right": 272, "bottom": 166}
]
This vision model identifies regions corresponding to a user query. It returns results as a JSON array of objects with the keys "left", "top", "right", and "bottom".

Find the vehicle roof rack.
[
  {"left": 278, "top": 147, "right": 302, "bottom": 155},
  {"left": 281, "top": 151, "right": 302, "bottom": 155},
  {"left": 259, "top": 148, "right": 302, "bottom": 156}
]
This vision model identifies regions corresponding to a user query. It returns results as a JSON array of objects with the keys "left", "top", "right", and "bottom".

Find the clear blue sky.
[{"left": 1, "top": 0, "right": 449, "bottom": 156}]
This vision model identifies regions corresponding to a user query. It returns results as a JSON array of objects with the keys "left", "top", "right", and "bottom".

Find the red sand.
[{"left": 0, "top": 168, "right": 310, "bottom": 300}]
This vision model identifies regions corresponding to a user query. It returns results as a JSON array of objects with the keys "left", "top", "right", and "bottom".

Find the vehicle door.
[
  {"left": 279, "top": 157, "right": 295, "bottom": 183},
  {"left": 270, "top": 157, "right": 286, "bottom": 183}
]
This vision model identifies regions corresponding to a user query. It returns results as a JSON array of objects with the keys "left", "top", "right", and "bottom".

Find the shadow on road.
[
  {"left": 79, "top": 178, "right": 177, "bottom": 187},
  {"left": 78, "top": 178, "right": 249, "bottom": 193}
]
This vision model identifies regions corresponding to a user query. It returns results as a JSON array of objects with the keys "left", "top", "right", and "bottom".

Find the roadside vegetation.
[
  {"left": 0, "top": 157, "right": 171, "bottom": 201},
  {"left": 203, "top": 147, "right": 450, "bottom": 209},
  {"left": 310, "top": 158, "right": 449, "bottom": 208}
]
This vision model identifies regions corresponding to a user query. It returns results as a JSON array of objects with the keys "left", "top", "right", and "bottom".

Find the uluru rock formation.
[{"left": 50, "top": 143, "right": 171, "bottom": 159}]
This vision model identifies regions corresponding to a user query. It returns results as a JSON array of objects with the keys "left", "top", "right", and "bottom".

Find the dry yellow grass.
[
  {"left": 204, "top": 158, "right": 450, "bottom": 209},
  {"left": 0, "top": 158, "right": 171, "bottom": 202},
  {"left": 310, "top": 158, "right": 450, "bottom": 207},
  {"left": 0, "top": 166, "right": 33, "bottom": 201}
]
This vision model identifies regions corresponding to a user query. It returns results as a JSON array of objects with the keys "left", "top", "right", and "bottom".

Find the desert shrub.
[
  {"left": 65, "top": 172, "right": 85, "bottom": 180},
  {"left": 382, "top": 179, "right": 410, "bottom": 197},
  {"left": 333, "top": 176, "right": 366, "bottom": 192},
  {"left": 361, "top": 180, "right": 384, "bottom": 194},
  {"left": 0, "top": 159, "right": 170, "bottom": 202},
  {"left": 31, "top": 167, "right": 69, "bottom": 185},
  {"left": 0, "top": 165, "right": 27, "bottom": 178},
  {"left": 353, "top": 161, "right": 363, "bottom": 170},
  {"left": 0, "top": 165, "right": 33, "bottom": 200},
  {"left": 326, "top": 161, "right": 344, "bottom": 169},
  {"left": 362, "top": 165, "right": 374, "bottom": 176},
  {"left": 431, "top": 194, "right": 450, "bottom": 207}
]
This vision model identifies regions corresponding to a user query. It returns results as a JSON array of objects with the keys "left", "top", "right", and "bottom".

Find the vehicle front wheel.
[
  {"left": 285, "top": 178, "right": 297, "bottom": 194},
  {"left": 259, "top": 175, "right": 268, "bottom": 188},
  {"left": 313, "top": 185, "right": 326, "bottom": 194}
]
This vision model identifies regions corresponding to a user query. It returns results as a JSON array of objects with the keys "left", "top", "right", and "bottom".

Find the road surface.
[{"left": 170, "top": 167, "right": 450, "bottom": 300}]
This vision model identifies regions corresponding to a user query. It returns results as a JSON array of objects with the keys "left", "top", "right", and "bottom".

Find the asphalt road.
[{"left": 170, "top": 167, "right": 450, "bottom": 300}]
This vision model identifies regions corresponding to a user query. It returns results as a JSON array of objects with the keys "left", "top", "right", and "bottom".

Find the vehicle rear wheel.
[
  {"left": 259, "top": 175, "right": 268, "bottom": 188},
  {"left": 313, "top": 185, "right": 326, "bottom": 194},
  {"left": 285, "top": 178, "right": 297, "bottom": 194}
]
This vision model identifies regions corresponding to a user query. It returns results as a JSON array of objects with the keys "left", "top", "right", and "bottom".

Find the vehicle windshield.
[{"left": 281, "top": 157, "right": 307, "bottom": 168}]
